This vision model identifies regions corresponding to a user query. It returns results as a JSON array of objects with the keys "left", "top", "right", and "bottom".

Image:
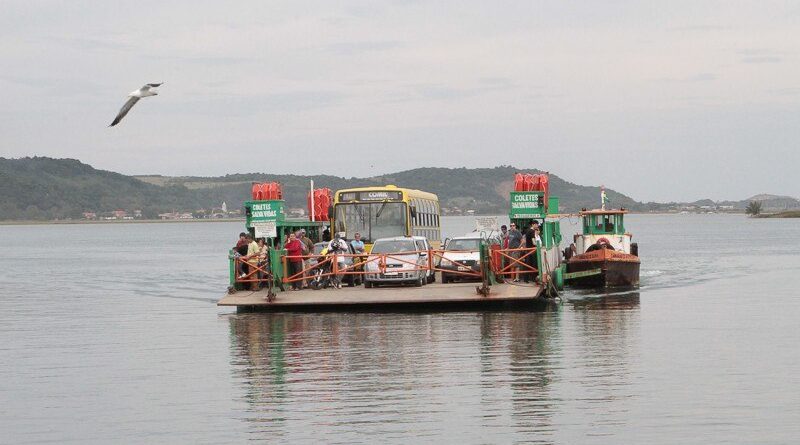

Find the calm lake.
[{"left": 2, "top": 214, "right": 799, "bottom": 444}]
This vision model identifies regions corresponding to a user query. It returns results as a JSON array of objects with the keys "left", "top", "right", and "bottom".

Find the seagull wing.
[{"left": 109, "top": 96, "right": 140, "bottom": 127}]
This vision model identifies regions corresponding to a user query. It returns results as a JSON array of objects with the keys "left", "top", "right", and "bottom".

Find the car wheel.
[
  {"left": 415, "top": 276, "right": 423, "bottom": 287},
  {"left": 427, "top": 272, "right": 435, "bottom": 284}
]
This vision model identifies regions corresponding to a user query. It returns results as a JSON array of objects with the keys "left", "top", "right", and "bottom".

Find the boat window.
[{"left": 607, "top": 216, "right": 615, "bottom": 232}]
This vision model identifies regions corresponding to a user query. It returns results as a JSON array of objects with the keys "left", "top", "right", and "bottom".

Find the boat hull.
[{"left": 566, "top": 249, "right": 640, "bottom": 288}]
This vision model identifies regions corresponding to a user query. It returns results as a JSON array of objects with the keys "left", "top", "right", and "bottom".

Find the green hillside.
[{"left": 0, "top": 157, "right": 639, "bottom": 220}]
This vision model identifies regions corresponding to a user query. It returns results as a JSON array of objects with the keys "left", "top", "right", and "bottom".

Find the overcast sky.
[{"left": 1, "top": 1, "right": 798, "bottom": 202}]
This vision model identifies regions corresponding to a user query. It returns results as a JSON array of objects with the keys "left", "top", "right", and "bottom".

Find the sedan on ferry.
[
  {"left": 364, "top": 236, "right": 432, "bottom": 287},
  {"left": 438, "top": 234, "right": 499, "bottom": 283}
]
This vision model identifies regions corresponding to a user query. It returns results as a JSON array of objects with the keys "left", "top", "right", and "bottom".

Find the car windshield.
[
  {"left": 446, "top": 239, "right": 481, "bottom": 251},
  {"left": 370, "top": 240, "right": 417, "bottom": 254},
  {"left": 333, "top": 202, "right": 407, "bottom": 243}
]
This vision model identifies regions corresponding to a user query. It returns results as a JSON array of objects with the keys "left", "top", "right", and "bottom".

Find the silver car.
[{"left": 364, "top": 236, "right": 431, "bottom": 287}]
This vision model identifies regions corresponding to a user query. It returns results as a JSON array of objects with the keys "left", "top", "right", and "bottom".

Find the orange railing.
[
  {"left": 232, "top": 256, "right": 274, "bottom": 289},
  {"left": 490, "top": 247, "right": 538, "bottom": 277},
  {"left": 274, "top": 246, "right": 539, "bottom": 285},
  {"left": 279, "top": 249, "right": 489, "bottom": 284}
]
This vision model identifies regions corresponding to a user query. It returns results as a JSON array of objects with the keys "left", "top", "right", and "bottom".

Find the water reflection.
[
  {"left": 563, "top": 292, "right": 641, "bottom": 438},
  {"left": 226, "top": 300, "right": 639, "bottom": 443},
  {"left": 479, "top": 311, "right": 562, "bottom": 441}
]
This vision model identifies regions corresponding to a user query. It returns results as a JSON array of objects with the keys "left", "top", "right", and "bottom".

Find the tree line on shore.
[{"left": 0, "top": 156, "right": 769, "bottom": 221}]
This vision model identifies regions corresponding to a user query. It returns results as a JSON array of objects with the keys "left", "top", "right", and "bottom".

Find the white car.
[
  {"left": 438, "top": 234, "right": 499, "bottom": 283},
  {"left": 364, "top": 236, "right": 434, "bottom": 287}
]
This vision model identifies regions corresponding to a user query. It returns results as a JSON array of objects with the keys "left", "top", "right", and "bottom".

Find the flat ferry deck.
[{"left": 218, "top": 281, "right": 548, "bottom": 311}]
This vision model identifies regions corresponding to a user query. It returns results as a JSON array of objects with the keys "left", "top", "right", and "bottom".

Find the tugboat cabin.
[{"left": 574, "top": 209, "right": 634, "bottom": 255}]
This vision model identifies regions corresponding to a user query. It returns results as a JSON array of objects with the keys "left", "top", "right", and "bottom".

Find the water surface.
[{"left": 1, "top": 215, "right": 799, "bottom": 444}]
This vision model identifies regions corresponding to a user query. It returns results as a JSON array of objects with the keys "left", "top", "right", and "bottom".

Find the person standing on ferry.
[
  {"left": 284, "top": 232, "right": 304, "bottom": 290},
  {"left": 507, "top": 223, "right": 523, "bottom": 282},
  {"left": 350, "top": 232, "right": 365, "bottom": 254}
]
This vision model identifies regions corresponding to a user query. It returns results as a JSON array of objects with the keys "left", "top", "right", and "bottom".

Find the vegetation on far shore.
[
  {"left": 746, "top": 200, "right": 762, "bottom": 216},
  {"left": 1, "top": 157, "right": 796, "bottom": 222},
  {"left": 0, "top": 157, "right": 640, "bottom": 221},
  {"left": 755, "top": 210, "right": 800, "bottom": 218}
]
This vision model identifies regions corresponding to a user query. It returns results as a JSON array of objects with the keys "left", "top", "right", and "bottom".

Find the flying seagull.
[{"left": 109, "top": 83, "right": 163, "bottom": 127}]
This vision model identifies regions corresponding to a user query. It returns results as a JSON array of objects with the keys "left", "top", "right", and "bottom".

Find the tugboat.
[{"left": 564, "top": 188, "right": 640, "bottom": 288}]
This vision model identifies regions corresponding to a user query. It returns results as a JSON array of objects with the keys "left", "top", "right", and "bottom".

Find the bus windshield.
[{"left": 333, "top": 202, "right": 407, "bottom": 243}]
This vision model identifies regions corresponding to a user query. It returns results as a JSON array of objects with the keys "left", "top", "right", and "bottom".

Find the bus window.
[{"left": 334, "top": 202, "right": 407, "bottom": 243}]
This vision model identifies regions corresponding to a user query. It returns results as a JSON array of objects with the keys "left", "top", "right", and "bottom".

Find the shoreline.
[
  {"left": 0, "top": 218, "right": 246, "bottom": 226},
  {"left": 754, "top": 211, "right": 800, "bottom": 219}
]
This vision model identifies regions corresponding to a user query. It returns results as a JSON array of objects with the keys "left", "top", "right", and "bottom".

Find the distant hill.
[
  {"left": 136, "top": 166, "right": 641, "bottom": 215},
  {"left": 0, "top": 157, "right": 209, "bottom": 220},
  {"left": 0, "top": 157, "right": 640, "bottom": 221},
  {"left": 744, "top": 194, "right": 800, "bottom": 211}
]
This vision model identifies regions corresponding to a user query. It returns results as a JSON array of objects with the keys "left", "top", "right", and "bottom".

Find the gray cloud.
[
  {"left": 321, "top": 40, "right": 404, "bottom": 55},
  {"left": 737, "top": 49, "right": 784, "bottom": 64},
  {"left": 741, "top": 56, "right": 782, "bottom": 64},
  {"left": 2, "top": 1, "right": 799, "bottom": 201},
  {"left": 412, "top": 84, "right": 478, "bottom": 101},
  {"left": 0, "top": 75, "right": 111, "bottom": 99},
  {"left": 655, "top": 73, "right": 717, "bottom": 83},
  {"left": 410, "top": 79, "right": 520, "bottom": 101},
  {"left": 161, "top": 91, "right": 347, "bottom": 117},
  {"left": 666, "top": 25, "right": 731, "bottom": 32},
  {"left": 738, "top": 49, "right": 778, "bottom": 56},
  {"left": 769, "top": 87, "right": 800, "bottom": 96},
  {"left": 49, "top": 36, "right": 132, "bottom": 52}
]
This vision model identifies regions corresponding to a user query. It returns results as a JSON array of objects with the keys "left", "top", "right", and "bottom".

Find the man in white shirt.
[{"left": 327, "top": 232, "right": 349, "bottom": 288}]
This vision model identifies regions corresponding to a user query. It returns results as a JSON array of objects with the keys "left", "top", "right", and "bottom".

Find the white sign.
[
  {"left": 475, "top": 216, "right": 498, "bottom": 232},
  {"left": 253, "top": 221, "right": 276, "bottom": 238}
]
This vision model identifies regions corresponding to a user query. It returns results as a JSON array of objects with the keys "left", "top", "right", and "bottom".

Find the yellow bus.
[{"left": 331, "top": 185, "right": 442, "bottom": 249}]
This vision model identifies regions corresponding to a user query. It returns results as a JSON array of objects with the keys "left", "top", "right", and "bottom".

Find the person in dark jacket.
[
  {"left": 234, "top": 232, "right": 249, "bottom": 256},
  {"left": 523, "top": 221, "right": 540, "bottom": 283},
  {"left": 507, "top": 223, "right": 523, "bottom": 282}
]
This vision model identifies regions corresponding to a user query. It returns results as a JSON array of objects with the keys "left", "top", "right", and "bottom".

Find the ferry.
[{"left": 218, "top": 175, "right": 566, "bottom": 311}]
